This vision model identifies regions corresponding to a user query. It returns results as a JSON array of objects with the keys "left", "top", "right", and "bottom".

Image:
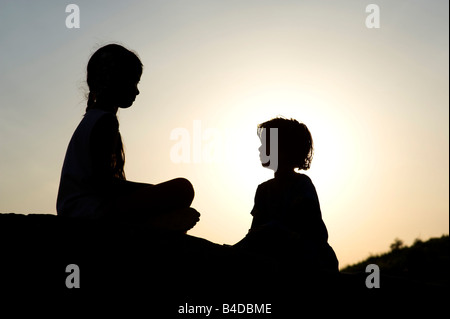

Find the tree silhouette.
[{"left": 390, "top": 238, "right": 404, "bottom": 251}]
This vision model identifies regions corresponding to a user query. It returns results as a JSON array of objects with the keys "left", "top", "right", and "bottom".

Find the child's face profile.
[
  {"left": 259, "top": 128, "right": 275, "bottom": 170},
  {"left": 115, "top": 78, "right": 140, "bottom": 109},
  {"left": 259, "top": 130, "right": 268, "bottom": 167},
  {"left": 259, "top": 127, "right": 281, "bottom": 172}
]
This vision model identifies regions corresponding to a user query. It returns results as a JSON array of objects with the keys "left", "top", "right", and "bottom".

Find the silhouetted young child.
[
  {"left": 235, "top": 118, "right": 339, "bottom": 273},
  {"left": 57, "top": 44, "right": 199, "bottom": 232}
]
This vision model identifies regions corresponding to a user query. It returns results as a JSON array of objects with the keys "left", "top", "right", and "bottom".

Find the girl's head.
[
  {"left": 85, "top": 44, "right": 142, "bottom": 180},
  {"left": 86, "top": 44, "right": 143, "bottom": 112},
  {"left": 258, "top": 117, "right": 314, "bottom": 172}
]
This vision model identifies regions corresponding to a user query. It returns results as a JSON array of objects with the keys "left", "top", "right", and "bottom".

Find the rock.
[{"left": 1, "top": 213, "right": 444, "bottom": 316}]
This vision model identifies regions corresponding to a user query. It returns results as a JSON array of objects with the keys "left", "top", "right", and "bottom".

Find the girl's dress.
[{"left": 57, "top": 109, "right": 127, "bottom": 218}]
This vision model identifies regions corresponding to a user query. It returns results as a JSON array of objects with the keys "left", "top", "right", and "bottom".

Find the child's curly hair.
[{"left": 258, "top": 117, "right": 314, "bottom": 170}]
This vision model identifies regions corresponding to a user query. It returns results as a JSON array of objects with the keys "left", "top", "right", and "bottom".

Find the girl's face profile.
[{"left": 116, "top": 78, "right": 140, "bottom": 109}]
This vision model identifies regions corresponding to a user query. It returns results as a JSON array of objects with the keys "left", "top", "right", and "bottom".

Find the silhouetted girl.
[
  {"left": 57, "top": 44, "right": 199, "bottom": 232},
  {"left": 235, "top": 117, "right": 338, "bottom": 272}
]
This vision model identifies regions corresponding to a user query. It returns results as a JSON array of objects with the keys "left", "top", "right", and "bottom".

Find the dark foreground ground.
[{"left": 0, "top": 213, "right": 447, "bottom": 317}]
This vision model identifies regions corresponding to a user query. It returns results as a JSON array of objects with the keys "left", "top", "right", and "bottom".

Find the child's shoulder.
[
  {"left": 85, "top": 109, "right": 116, "bottom": 121},
  {"left": 258, "top": 172, "right": 314, "bottom": 190},
  {"left": 82, "top": 109, "right": 118, "bottom": 128},
  {"left": 293, "top": 173, "right": 316, "bottom": 189},
  {"left": 294, "top": 172, "right": 313, "bottom": 183},
  {"left": 74, "top": 109, "right": 118, "bottom": 140}
]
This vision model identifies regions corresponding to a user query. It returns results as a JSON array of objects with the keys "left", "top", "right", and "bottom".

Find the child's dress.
[
  {"left": 237, "top": 172, "right": 339, "bottom": 272},
  {"left": 57, "top": 109, "right": 128, "bottom": 219}
]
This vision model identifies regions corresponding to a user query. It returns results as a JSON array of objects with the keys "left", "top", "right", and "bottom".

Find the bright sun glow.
[
  {"left": 184, "top": 87, "right": 365, "bottom": 246},
  {"left": 215, "top": 87, "right": 361, "bottom": 206}
]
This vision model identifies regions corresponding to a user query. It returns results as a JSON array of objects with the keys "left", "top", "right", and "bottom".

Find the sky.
[{"left": 0, "top": 0, "right": 448, "bottom": 268}]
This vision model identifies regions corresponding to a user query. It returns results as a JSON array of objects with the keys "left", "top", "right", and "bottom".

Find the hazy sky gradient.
[{"left": 1, "top": 0, "right": 448, "bottom": 268}]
